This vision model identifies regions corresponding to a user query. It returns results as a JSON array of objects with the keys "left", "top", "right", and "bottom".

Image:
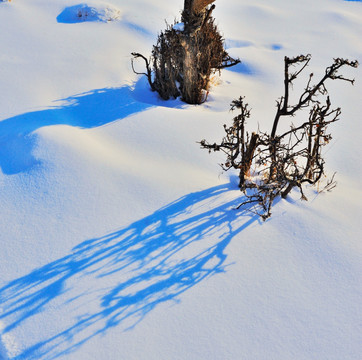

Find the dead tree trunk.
[
  {"left": 182, "top": 0, "right": 215, "bottom": 33},
  {"left": 181, "top": 0, "right": 217, "bottom": 103}
]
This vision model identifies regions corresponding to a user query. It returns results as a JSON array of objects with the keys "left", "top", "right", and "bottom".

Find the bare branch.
[{"left": 131, "top": 52, "right": 155, "bottom": 91}]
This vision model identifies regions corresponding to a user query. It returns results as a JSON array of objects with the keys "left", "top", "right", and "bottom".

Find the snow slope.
[{"left": 0, "top": 0, "right": 361, "bottom": 359}]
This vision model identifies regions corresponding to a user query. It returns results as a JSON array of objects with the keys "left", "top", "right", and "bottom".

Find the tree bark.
[
  {"left": 239, "top": 132, "right": 259, "bottom": 188},
  {"left": 183, "top": 0, "right": 215, "bottom": 34}
]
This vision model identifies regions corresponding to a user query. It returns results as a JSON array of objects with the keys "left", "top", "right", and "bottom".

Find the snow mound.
[{"left": 57, "top": 2, "right": 121, "bottom": 23}]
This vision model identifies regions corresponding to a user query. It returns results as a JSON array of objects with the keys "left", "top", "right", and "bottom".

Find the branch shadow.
[
  {"left": 227, "top": 61, "right": 258, "bottom": 76},
  {"left": 0, "top": 86, "right": 151, "bottom": 175},
  {"left": 0, "top": 182, "right": 259, "bottom": 359}
]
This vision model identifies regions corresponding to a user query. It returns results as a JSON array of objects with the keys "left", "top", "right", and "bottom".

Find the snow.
[
  {"left": 173, "top": 22, "right": 185, "bottom": 32},
  {"left": 0, "top": 0, "right": 361, "bottom": 359},
  {"left": 56, "top": 2, "right": 122, "bottom": 24}
]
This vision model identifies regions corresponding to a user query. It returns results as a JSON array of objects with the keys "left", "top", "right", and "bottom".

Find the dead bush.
[
  {"left": 200, "top": 55, "right": 358, "bottom": 219},
  {"left": 132, "top": 0, "right": 239, "bottom": 104}
]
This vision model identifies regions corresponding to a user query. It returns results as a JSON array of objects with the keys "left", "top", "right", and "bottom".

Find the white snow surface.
[{"left": 0, "top": 0, "right": 361, "bottom": 359}]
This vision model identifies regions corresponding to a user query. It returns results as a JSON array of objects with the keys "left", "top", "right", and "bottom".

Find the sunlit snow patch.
[
  {"left": 57, "top": 2, "right": 121, "bottom": 23},
  {"left": 0, "top": 319, "right": 20, "bottom": 360}
]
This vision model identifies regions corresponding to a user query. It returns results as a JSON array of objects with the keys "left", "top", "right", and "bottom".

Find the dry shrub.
[
  {"left": 132, "top": 1, "right": 239, "bottom": 104},
  {"left": 200, "top": 55, "right": 358, "bottom": 219}
]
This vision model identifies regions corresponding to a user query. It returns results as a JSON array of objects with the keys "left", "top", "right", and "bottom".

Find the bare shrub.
[
  {"left": 200, "top": 55, "right": 358, "bottom": 219},
  {"left": 132, "top": 0, "right": 239, "bottom": 104}
]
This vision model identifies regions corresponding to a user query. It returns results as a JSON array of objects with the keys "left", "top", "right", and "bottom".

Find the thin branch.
[{"left": 131, "top": 52, "right": 155, "bottom": 91}]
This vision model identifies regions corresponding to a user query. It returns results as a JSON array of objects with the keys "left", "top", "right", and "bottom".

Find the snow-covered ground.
[{"left": 0, "top": 0, "right": 361, "bottom": 359}]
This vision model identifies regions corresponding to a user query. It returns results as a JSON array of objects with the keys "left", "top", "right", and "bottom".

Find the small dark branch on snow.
[
  {"left": 216, "top": 56, "right": 241, "bottom": 70},
  {"left": 131, "top": 52, "right": 155, "bottom": 91}
]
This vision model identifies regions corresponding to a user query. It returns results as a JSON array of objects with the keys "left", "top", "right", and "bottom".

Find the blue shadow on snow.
[
  {"left": 0, "top": 86, "right": 152, "bottom": 175},
  {"left": 228, "top": 61, "right": 257, "bottom": 76},
  {"left": 0, "top": 182, "right": 259, "bottom": 359},
  {"left": 57, "top": 5, "right": 109, "bottom": 23}
]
